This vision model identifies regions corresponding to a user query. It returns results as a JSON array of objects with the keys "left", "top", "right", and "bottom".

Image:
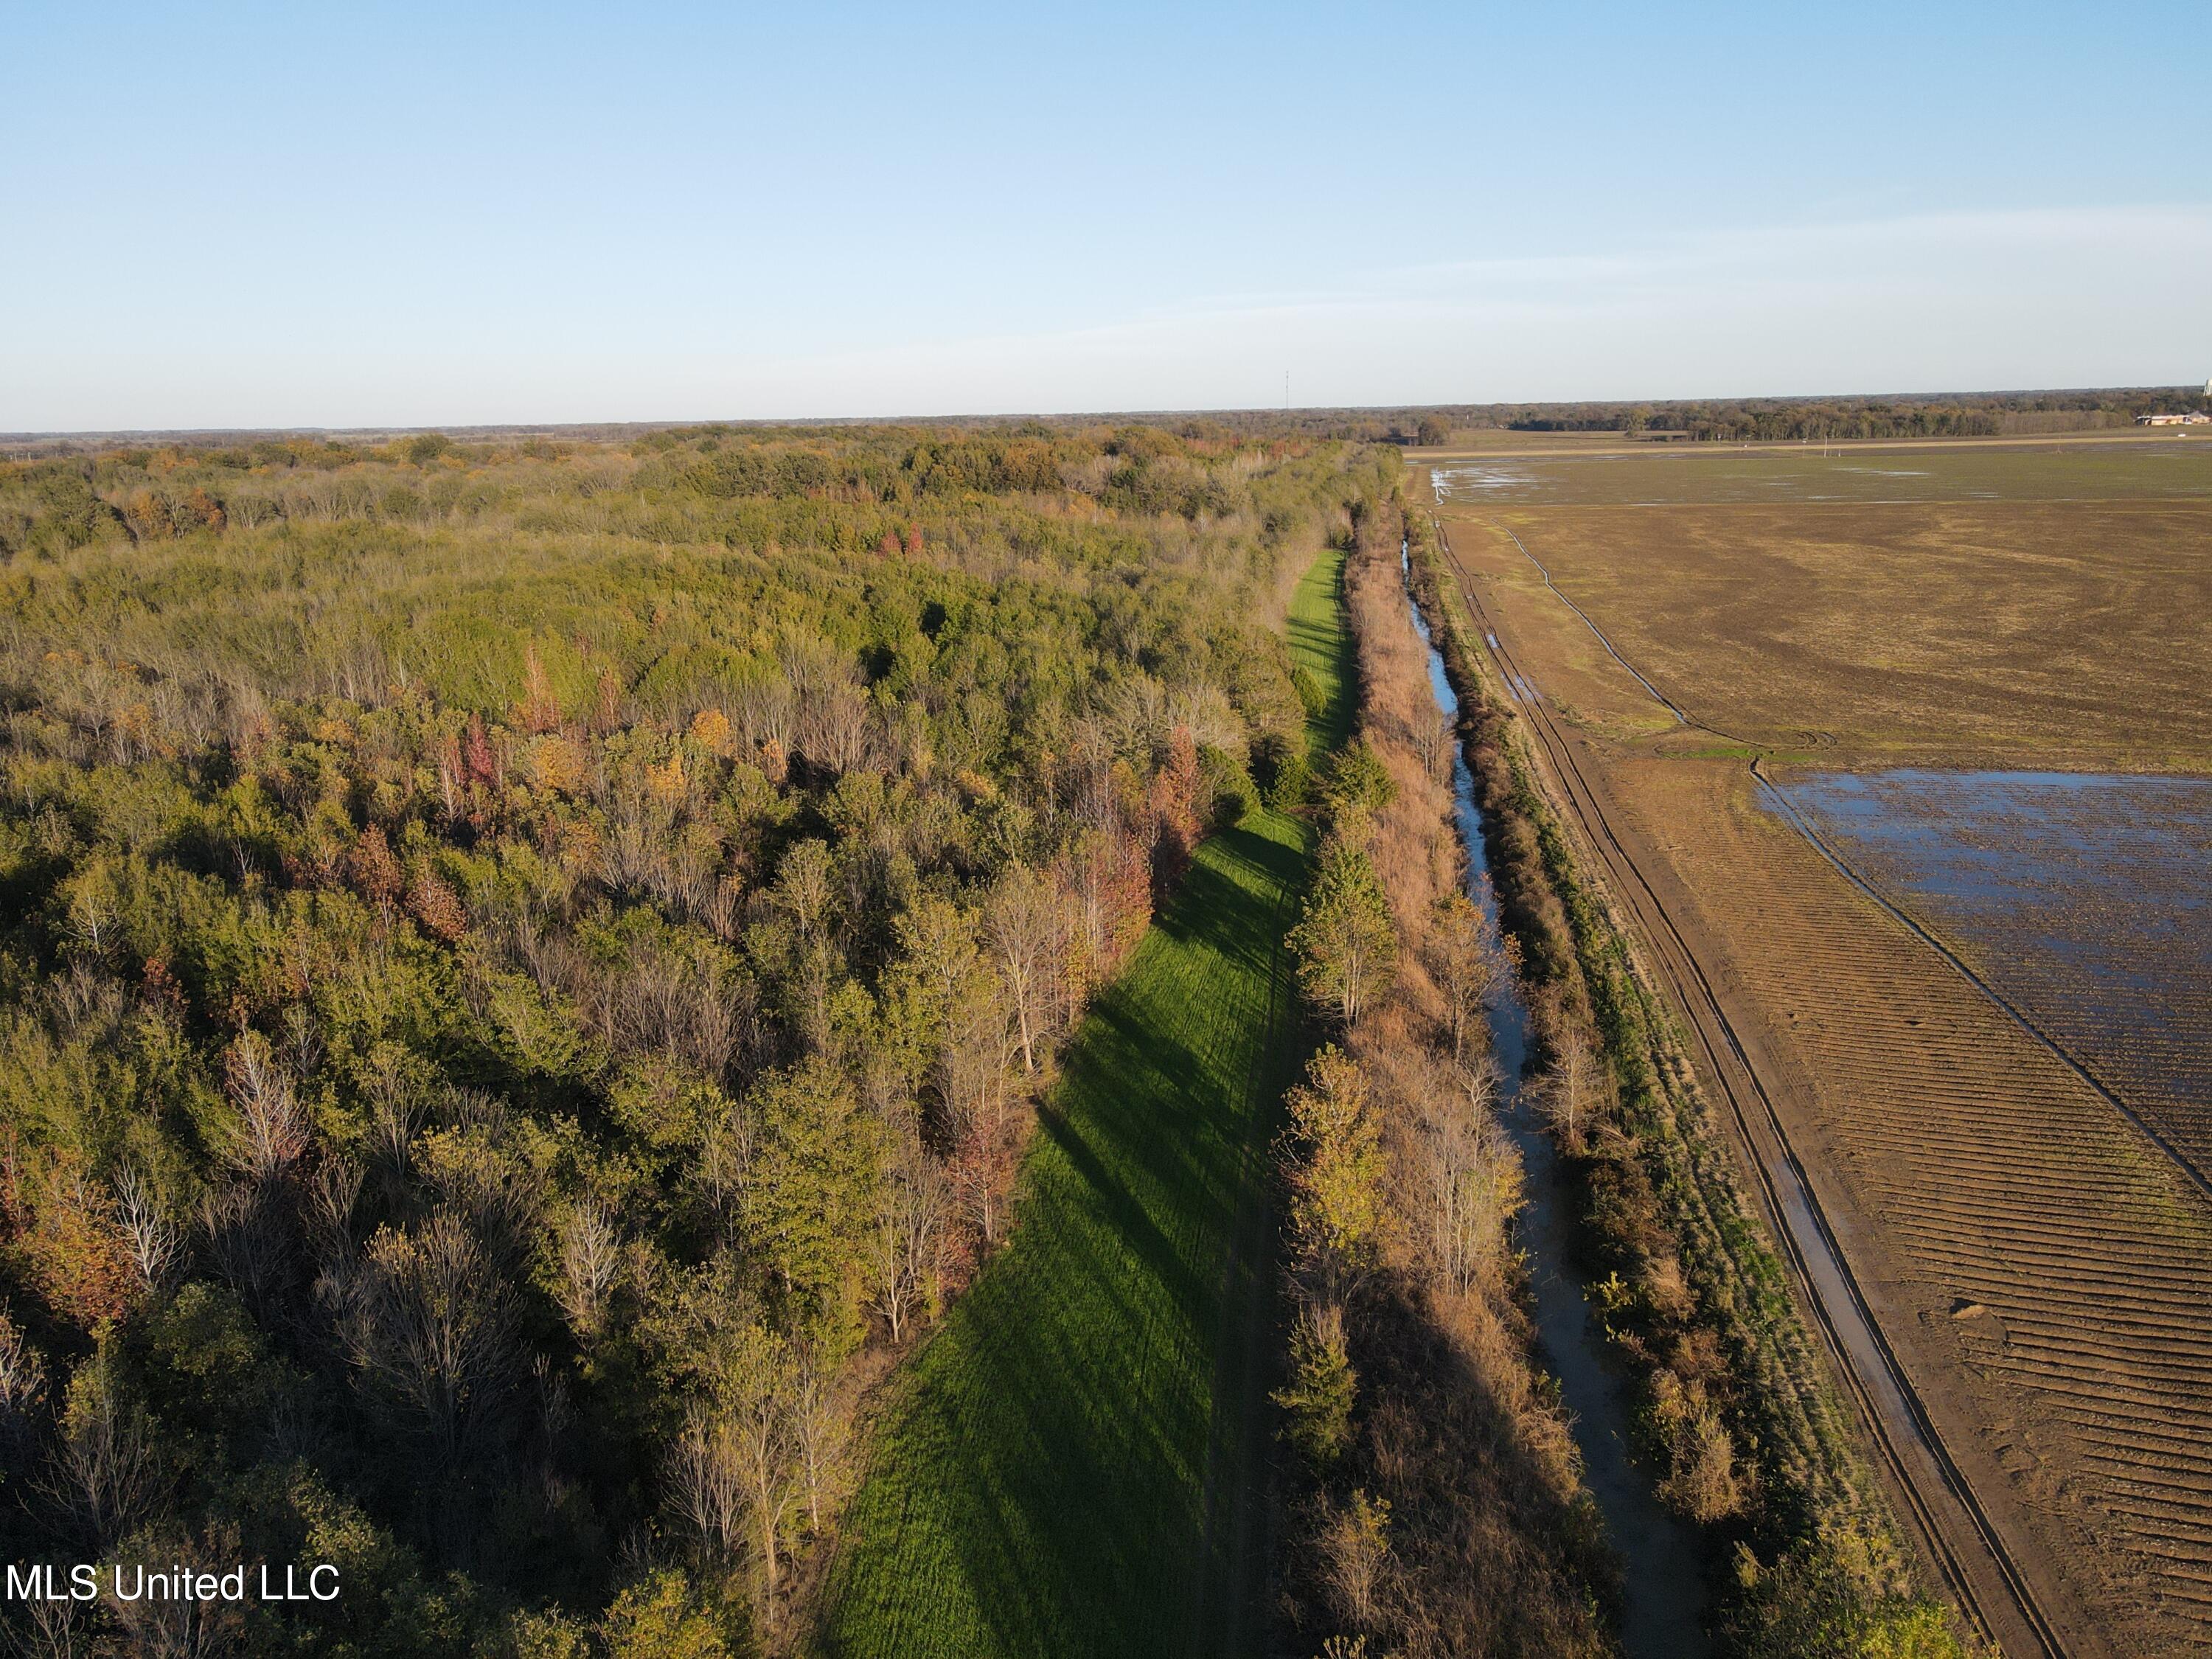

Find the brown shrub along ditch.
[
  {"left": 1273, "top": 500, "right": 1615, "bottom": 1659},
  {"left": 1401, "top": 496, "right": 1973, "bottom": 1658}
]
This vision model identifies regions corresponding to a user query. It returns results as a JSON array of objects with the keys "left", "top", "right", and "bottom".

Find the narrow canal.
[{"left": 1401, "top": 551, "right": 1711, "bottom": 1658}]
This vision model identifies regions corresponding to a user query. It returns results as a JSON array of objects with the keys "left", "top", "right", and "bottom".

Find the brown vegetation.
[
  {"left": 1425, "top": 435, "right": 2212, "bottom": 1654},
  {"left": 1273, "top": 505, "right": 1615, "bottom": 1658},
  {"left": 1405, "top": 506, "right": 1971, "bottom": 1657}
]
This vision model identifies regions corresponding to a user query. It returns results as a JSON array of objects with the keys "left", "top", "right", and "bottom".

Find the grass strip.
[{"left": 816, "top": 549, "right": 1351, "bottom": 1658}]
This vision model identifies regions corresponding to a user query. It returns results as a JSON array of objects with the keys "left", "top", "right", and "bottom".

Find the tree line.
[
  {"left": 1271, "top": 502, "right": 1615, "bottom": 1658},
  {"left": 1380, "top": 386, "right": 2212, "bottom": 447}
]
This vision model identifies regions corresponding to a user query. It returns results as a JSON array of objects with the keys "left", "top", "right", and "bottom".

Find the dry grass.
[
  {"left": 1418, "top": 437, "right": 2212, "bottom": 1652},
  {"left": 1441, "top": 497, "right": 2212, "bottom": 768}
]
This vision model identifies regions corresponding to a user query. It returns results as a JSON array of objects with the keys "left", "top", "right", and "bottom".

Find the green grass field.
[
  {"left": 814, "top": 548, "right": 1350, "bottom": 1659},
  {"left": 1287, "top": 544, "right": 1354, "bottom": 754}
]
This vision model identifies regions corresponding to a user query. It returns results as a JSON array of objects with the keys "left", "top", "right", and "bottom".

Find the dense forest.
[{"left": 0, "top": 425, "right": 1390, "bottom": 1655}]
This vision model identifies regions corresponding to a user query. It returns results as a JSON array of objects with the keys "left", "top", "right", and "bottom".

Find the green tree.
[
  {"left": 1273, "top": 1302, "right": 1357, "bottom": 1467},
  {"left": 1290, "top": 843, "right": 1397, "bottom": 1029},
  {"left": 1321, "top": 740, "right": 1397, "bottom": 818},
  {"left": 598, "top": 1569, "right": 730, "bottom": 1659},
  {"left": 1281, "top": 1046, "right": 1385, "bottom": 1281},
  {"left": 742, "top": 1058, "right": 886, "bottom": 1343}
]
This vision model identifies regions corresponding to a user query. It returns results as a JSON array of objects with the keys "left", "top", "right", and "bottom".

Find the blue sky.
[{"left": 5, "top": 1, "right": 2207, "bottom": 429}]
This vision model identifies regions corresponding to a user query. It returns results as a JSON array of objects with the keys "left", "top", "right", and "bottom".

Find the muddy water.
[{"left": 1402, "top": 554, "right": 1711, "bottom": 1658}]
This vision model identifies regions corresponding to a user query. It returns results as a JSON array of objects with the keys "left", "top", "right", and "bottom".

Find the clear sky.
[{"left": 5, "top": 1, "right": 2207, "bottom": 431}]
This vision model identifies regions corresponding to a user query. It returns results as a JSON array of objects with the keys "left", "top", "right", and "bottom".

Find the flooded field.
[
  {"left": 1773, "top": 769, "right": 2212, "bottom": 1178},
  {"left": 1425, "top": 428, "right": 2212, "bottom": 1649},
  {"left": 1430, "top": 439, "right": 2212, "bottom": 507}
]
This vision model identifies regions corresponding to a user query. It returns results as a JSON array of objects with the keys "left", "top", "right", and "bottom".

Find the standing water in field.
[
  {"left": 1771, "top": 768, "right": 2212, "bottom": 1180},
  {"left": 1402, "top": 549, "right": 1711, "bottom": 1658}
]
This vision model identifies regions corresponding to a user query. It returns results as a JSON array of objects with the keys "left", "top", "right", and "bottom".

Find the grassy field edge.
[{"left": 811, "top": 547, "right": 1352, "bottom": 1658}]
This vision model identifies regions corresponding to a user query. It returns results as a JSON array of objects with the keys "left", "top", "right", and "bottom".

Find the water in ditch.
[{"left": 1402, "top": 553, "right": 1711, "bottom": 1658}]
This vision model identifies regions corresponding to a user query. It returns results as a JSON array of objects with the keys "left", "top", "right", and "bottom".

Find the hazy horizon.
[
  {"left": 5, "top": 372, "right": 2205, "bottom": 445},
  {"left": 7, "top": 1, "right": 2207, "bottom": 431}
]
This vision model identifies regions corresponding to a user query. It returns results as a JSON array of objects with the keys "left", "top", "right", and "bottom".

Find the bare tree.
[
  {"left": 942, "top": 975, "right": 1019, "bottom": 1245},
  {"left": 554, "top": 1201, "right": 621, "bottom": 1341},
  {"left": 1413, "top": 703, "right": 1455, "bottom": 784},
  {"left": 361, "top": 1043, "right": 429, "bottom": 1184},
  {"left": 307, "top": 1155, "right": 364, "bottom": 1262},
  {"left": 15, "top": 1593, "right": 93, "bottom": 1659},
  {"left": 62, "top": 872, "right": 122, "bottom": 967},
  {"left": 220, "top": 1032, "right": 307, "bottom": 1183},
  {"left": 983, "top": 865, "right": 1062, "bottom": 1074},
  {"left": 736, "top": 672, "right": 797, "bottom": 757},
  {"left": 773, "top": 840, "right": 836, "bottom": 943},
  {"left": 111, "top": 1527, "right": 245, "bottom": 1659},
  {"left": 1412, "top": 1061, "right": 1522, "bottom": 1296},
  {"left": 112, "top": 1166, "right": 186, "bottom": 1293},
  {"left": 49, "top": 1354, "right": 160, "bottom": 1549},
  {"left": 721, "top": 1326, "right": 796, "bottom": 1621},
  {"left": 698, "top": 1100, "right": 758, "bottom": 1245},
  {"left": 198, "top": 1181, "right": 289, "bottom": 1317},
  {"left": 1537, "top": 1040, "right": 1607, "bottom": 1154},
  {"left": 787, "top": 1340, "right": 843, "bottom": 1537},
  {"left": 802, "top": 682, "right": 872, "bottom": 777},
  {"left": 0, "top": 1311, "right": 47, "bottom": 1458},
  {"left": 1318, "top": 1488, "right": 1394, "bottom": 1635},
  {"left": 870, "top": 1126, "right": 945, "bottom": 1344},
  {"left": 668, "top": 1404, "right": 744, "bottom": 1568},
  {"left": 338, "top": 1210, "right": 519, "bottom": 1462},
  {"left": 1426, "top": 889, "right": 1509, "bottom": 1065},
  {"left": 280, "top": 1003, "right": 324, "bottom": 1079}
]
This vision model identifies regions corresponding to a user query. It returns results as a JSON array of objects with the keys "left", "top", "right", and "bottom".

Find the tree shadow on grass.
[{"left": 822, "top": 819, "right": 1307, "bottom": 1659}]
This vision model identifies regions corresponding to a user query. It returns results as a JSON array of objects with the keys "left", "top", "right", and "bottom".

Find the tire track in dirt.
[
  {"left": 1433, "top": 517, "right": 2073, "bottom": 1658},
  {"left": 1436, "top": 510, "right": 2212, "bottom": 1652},
  {"left": 1655, "top": 826, "right": 2212, "bottom": 1653}
]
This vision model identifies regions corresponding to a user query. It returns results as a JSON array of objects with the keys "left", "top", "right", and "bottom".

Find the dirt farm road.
[{"left": 1433, "top": 518, "right": 2083, "bottom": 1659}]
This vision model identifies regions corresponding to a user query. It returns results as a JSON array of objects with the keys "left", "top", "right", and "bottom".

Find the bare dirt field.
[
  {"left": 1427, "top": 439, "right": 2212, "bottom": 1657},
  {"left": 1444, "top": 496, "right": 2212, "bottom": 769}
]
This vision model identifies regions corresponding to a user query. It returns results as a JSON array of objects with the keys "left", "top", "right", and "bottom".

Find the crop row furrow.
[
  {"left": 1861, "top": 1210, "right": 2205, "bottom": 1270},
  {"left": 2099, "top": 1499, "right": 2212, "bottom": 1543},
  {"left": 1999, "top": 1322, "right": 2212, "bottom": 1368}
]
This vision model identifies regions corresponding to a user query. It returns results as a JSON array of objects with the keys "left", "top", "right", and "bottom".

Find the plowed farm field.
[
  {"left": 1777, "top": 769, "right": 2212, "bottom": 1180},
  {"left": 1429, "top": 437, "right": 2212, "bottom": 1657}
]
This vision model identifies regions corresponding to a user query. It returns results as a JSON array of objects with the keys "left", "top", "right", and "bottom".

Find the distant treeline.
[
  {"left": 1382, "top": 386, "right": 2212, "bottom": 445},
  {"left": 11, "top": 385, "right": 2205, "bottom": 465},
  {"left": 0, "top": 422, "right": 1322, "bottom": 564}
]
